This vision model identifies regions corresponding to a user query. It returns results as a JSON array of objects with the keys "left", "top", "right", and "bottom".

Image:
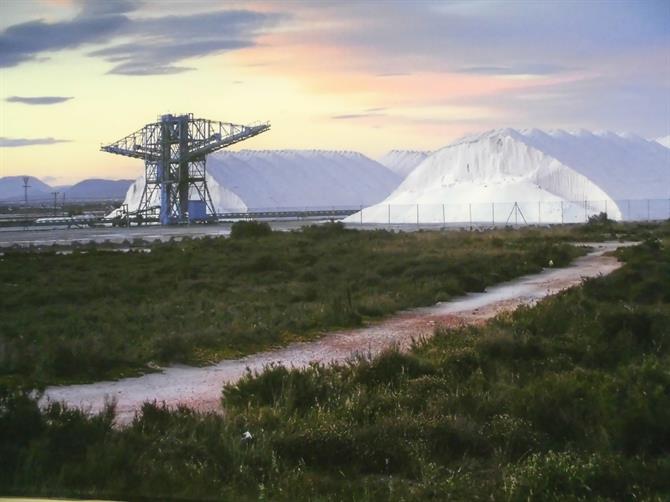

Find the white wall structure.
[
  {"left": 120, "top": 150, "right": 402, "bottom": 213},
  {"left": 347, "top": 129, "right": 670, "bottom": 224},
  {"left": 378, "top": 150, "right": 430, "bottom": 179}
]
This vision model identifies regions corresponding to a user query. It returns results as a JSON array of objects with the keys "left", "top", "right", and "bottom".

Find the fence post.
[
  {"left": 538, "top": 201, "right": 541, "bottom": 225},
  {"left": 442, "top": 203, "right": 445, "bottom": 226},
  {"left": 491, "top": 202, "right": 495, "bottom": 226},
  {"left": 416, "top": 204, "right": 419, "bottom": 227},
  {"left": 647, "top": 199, "right": 650, "bottom": 221},
  {"left": 604, "top": 199, "right": 607, "bottom": 218},
  {"left": 388, "top": 204, "right": 390, "bottom": 225},
  {"left": 561, "top": 201, "right": 564, "bottom": 224},
  {"left": 469, "top": 203, "right": 472, "bottom": 230},
  {"left": 360, "top": 204, "right": 363, "bottom": 225}
]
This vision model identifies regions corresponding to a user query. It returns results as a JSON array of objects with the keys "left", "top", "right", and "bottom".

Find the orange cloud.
[{"left": 232, "top": 33, "right": 584, "bottom": 109}]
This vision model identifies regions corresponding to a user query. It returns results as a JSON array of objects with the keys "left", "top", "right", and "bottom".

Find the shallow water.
[{"left": 42, "top": 241, "right": 635, "bottom": 424}]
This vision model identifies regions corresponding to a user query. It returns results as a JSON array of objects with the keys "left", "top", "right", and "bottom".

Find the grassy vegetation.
[
  {"left": 0, "top": 223, "right": 668, "bottom": 500},
  {"left": 0, "top": 222, "right": 583, "bottom": 386}
]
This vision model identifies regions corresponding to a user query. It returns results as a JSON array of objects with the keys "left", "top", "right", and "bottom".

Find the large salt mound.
[
  {"left": 656, "top": 136, "right": 670, "bottom": 149},
  {"left": 378, "top": 150, "right": 430, "bottom": 178},
  {"left": 347, "top": 128, "right": 670, "bottom": 224},
  {"left": 120, "top": 150, "right": 401, "bottom": 213}
]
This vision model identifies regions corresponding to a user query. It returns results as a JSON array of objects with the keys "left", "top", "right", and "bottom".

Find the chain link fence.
[{"left": 346, "top": 199, "right": 670, "bottom": 227}]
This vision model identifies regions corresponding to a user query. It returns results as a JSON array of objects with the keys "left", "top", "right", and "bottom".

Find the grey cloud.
[
  {"left": 376, "top": 72, "right": 412, "bottom": 77},
  {"left": 302, "top": 1, "right": 669, "bottom": 75},
  {"left": 0, "top": 5, "right": 285, "bottom": 74},
  {"left": 332, "top": 111, "right": 386, "bottom": 120},
  {"left": 6, "top": 96, "right": 73, "bottom": 105},
  {"left": 78, "top": 0, "right": 140, "bottom": 16},
  {"left": 299, "top": 1, "right": 667, "bottom": 134},
  {"left": 458, "top": 64, "right": 572, "bottom": 76},
  {"left": 97, "top": 10, "right": 283, "bottom": 75},
  {"left": 89, "top": 37, "right": 253, "bottom": 75},
  {"left": 130, "top": 10, "right": 278, "bottom": 38},
  {"left": 333, "top": 109, "right": 486, "bottom": 126},
  {"left": 0, "top": 14, "right": 129, "bottom": 67},
  {"left": 447, "top": 76, "right": 670, "bottom": 138},
  {"left": 105, "top": 63, "right": 193, "bottom": 76},
  {"left": 0, "top": 137, "right": 71, "bottom": 147},
  {"left": 332, "top": 114, "right": 368, "bottom": 120}
]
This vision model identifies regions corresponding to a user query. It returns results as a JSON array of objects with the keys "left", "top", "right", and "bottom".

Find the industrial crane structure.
[{"left": 101, "top": 113, "right": 270, "bottom": 224}]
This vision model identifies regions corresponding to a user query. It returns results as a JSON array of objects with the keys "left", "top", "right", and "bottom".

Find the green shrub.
[
  {"left": 503, "top": 450, "right": 629, "bottom": 500},
  {"left": 511, "top": 369, "right": 613, "bottom": 446},
  {"left": 354, "top": 349, "right": 434, "bottom": 387},
  {"left": 0, "top": 224, "right": 591, "bottom": 385},
  {"left": 1, "top": 230, "right": 670, "bottom": 500},
  {"left": 302, "top": 221, "right": 348, "bottom": 239},
  {"left": 223, "top": 363, "right": 337, "bottom": 414},
  {"left": 230, "top": 220, "right": 272, "bottom": 238},
  {"left": 273, "top": 421, "right": 415, "bottom": 474},
  {"left": 0, "top": 388, "right": 44, "bottom": 485},
  {"left": 426, "top": 415, "right": 489, "bottom": 461},
  {"left": 587, "top": 211, "right": 614, "bottom": 226}
]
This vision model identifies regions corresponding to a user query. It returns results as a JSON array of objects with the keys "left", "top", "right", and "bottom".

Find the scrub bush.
[
  {"left": 230, "top": 220, "right": 272, "bottom": 238},
  {"left": 1, "top": 231, "right": 669, "bottom": 499}
]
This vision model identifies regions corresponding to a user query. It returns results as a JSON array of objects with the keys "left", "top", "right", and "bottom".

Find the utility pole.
[
  {"left": 52, "top": 192, "right": 60, "bottom": 216},
  {"left": 22, "top": 176, "right": 30, "bottom": 205}
]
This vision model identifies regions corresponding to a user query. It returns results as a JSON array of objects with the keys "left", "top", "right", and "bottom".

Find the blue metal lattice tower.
[{"left": 101, "top": 113, "right": 270, "bottom": 224}]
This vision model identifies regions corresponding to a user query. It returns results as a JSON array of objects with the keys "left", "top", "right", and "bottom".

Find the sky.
[{"left": 0, "top": 0, "right": 668, "bottom": 184}]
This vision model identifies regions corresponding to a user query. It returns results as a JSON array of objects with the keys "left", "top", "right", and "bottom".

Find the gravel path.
[{"left": 42, "top": 241, "right": 634, "bottom": 424}]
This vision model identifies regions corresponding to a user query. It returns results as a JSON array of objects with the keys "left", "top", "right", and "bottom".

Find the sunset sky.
[{"left": 0, "top": 0, "right": 668, "bottom": 183}]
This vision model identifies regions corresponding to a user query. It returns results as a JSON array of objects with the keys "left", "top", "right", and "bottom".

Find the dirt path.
[{"left": 42, "top": 241, "right": 634, "bottom": 424}]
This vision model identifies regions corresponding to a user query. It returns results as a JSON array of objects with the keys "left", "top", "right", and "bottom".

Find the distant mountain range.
[
  {"left": 0, "top": 176, "right": 133, "bottom": 202},
  {"left": 0, "top": 176, "right": 54, "bottom": 201},
  {"left": 65, "top": 179, "right": 134, "bottom": 200}
]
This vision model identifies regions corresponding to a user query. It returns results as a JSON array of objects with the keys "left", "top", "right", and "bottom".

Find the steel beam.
[{"left": 101, "top": 114, "right": 270, "bottom": 224}]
